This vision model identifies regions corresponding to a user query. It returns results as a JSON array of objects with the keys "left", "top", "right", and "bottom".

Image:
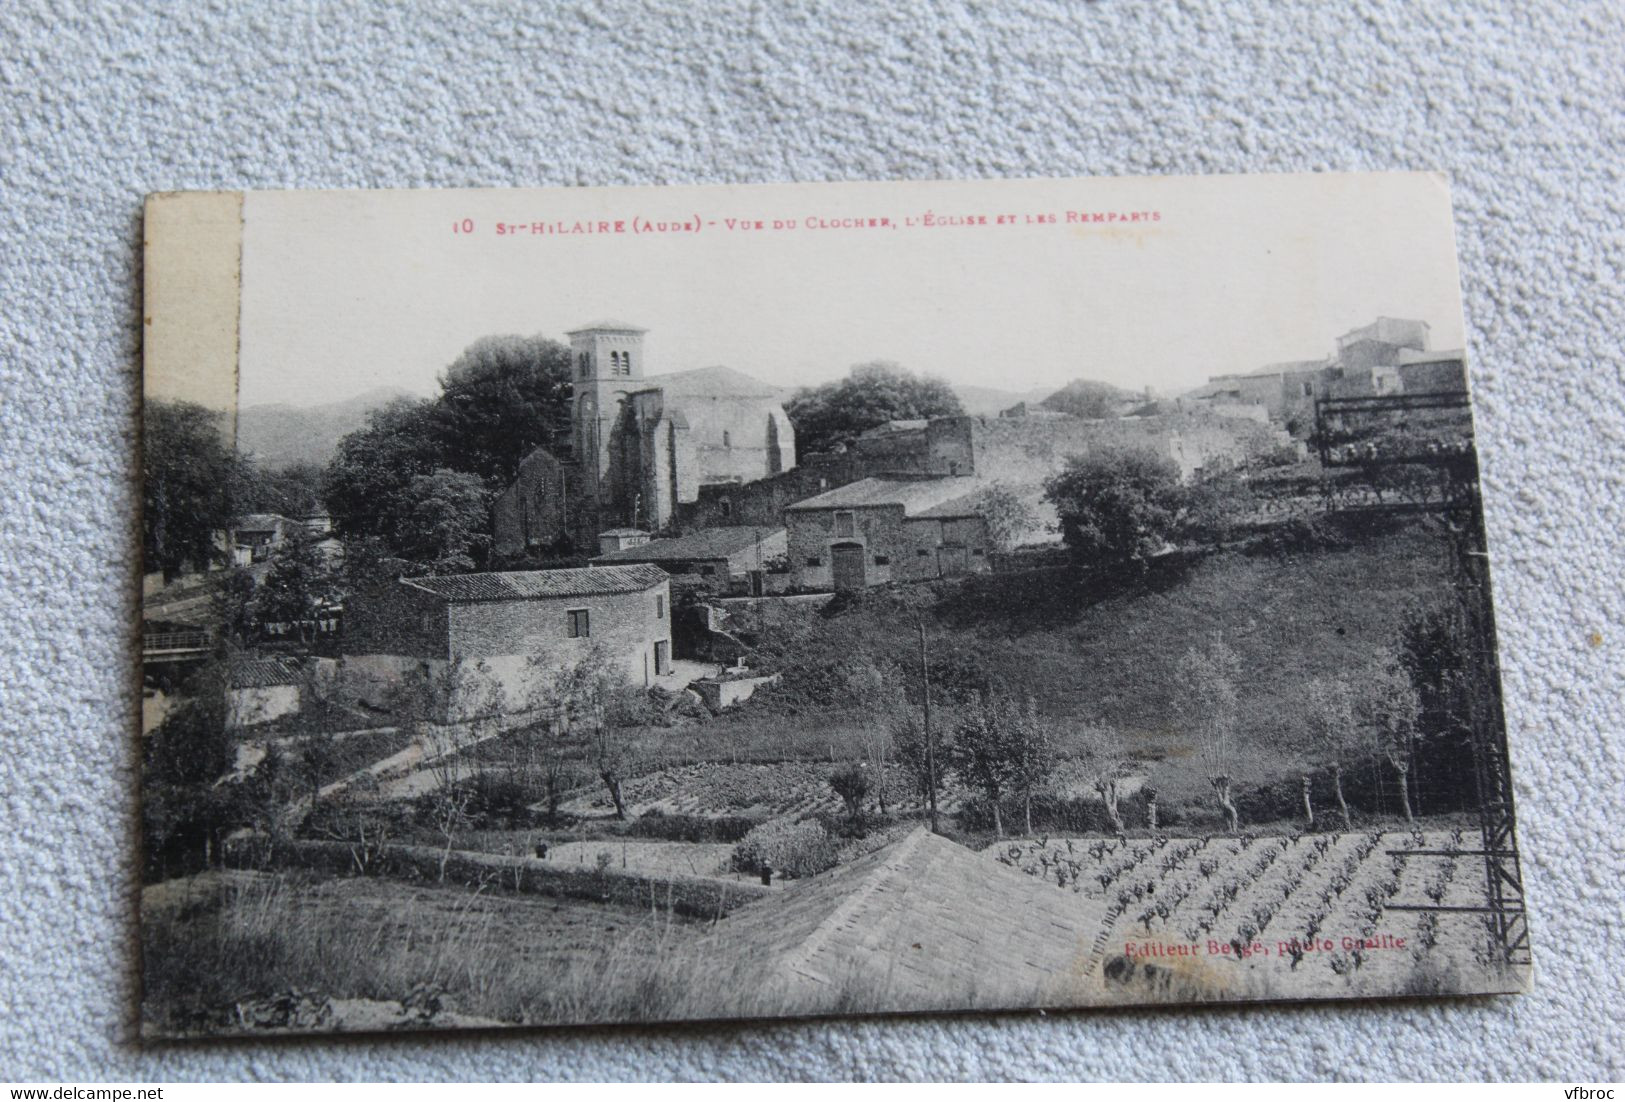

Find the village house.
[
  {"left": 1191, "top": 316, "right": 1466, "bottom": 426},
  {"left": 343, "top": 563, "right": 672, "bottom": 721},
  {"left": 227, "top": 513, "right": 294, "bottom": 565},
  {"left": 591, "top": 526, "right": 788, "bottom": 592},
  {"left": 785, "top": 476, "right": 992, "bottom": 591},
  {"left": 226, "top": 656, "right": 303, "bottom": 729}
]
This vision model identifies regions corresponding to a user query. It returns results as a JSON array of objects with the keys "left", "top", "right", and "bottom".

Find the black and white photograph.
[{"left": 138, "top": 173, "right": 1531, "bottom": 1038}]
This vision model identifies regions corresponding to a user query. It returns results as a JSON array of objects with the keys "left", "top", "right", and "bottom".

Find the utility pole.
[{"left": 919, "top": 620, "right": 938, "bottom": 834}]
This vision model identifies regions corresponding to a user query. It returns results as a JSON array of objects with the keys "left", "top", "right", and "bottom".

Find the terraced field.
[
  {"left": 558, "top": 761, "right": 965, "bottom": 820},
  {"left": 988, "top": 828, "right": 1521, "bottom": 998}
]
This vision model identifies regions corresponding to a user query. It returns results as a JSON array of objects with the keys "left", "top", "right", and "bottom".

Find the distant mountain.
[
  {"left": 952, "top": 384, "right": 1057, "bottom": 417},
  {"left": 237, "top": 386, "right": 415, "bottom": 469}
]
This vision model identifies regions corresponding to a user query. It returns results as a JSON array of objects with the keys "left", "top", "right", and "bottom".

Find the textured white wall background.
[{"left": 1, "top": 0, "right": 1621, "bottom": 1082}]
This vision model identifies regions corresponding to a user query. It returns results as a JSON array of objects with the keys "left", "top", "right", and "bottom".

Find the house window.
[
  {"left": 806, "top": 556, "right": 822, "bottom": 567},
  {"left": 1302, "top": 381, "right": 1314, "bottom": 397},
  {"left": 834, "top": 510, "right": 856, "bottom": 538},
  {"left": 723, "top": 430, "right": 731, "bottom": 447},
  {"left": 972, "top": 548, "right": 985, "bottom": 556},
  {"left": 656, "top": 595, "right": 664, "bottom": 619},
  {"left": 719, "top": 497, "right": 732, "bottom": 519},
  {"left": 419, "top": 612, "right": 435, "bottom": 633},
  {"left": 697, "top": 564, "right": 716, "bottom": 576},
  {"left": 874, "top": 555, "right": 890, "bottom": 566},
  {"left": 567, "top": 608, "right": 590, "bottom": 638},
  {"left": 916, "top": 549, "right": 930, "bottom": 558}
]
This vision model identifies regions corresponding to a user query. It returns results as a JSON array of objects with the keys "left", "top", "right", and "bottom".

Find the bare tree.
[
  {"left": 1175, "top": 638, "right": 1243, "bottom": 833},
  {"left": 1010, "top": 696, "right": 1057, "bottom": 836},
  {"left": 1304, "top": 676, "right": 1360, "bottom": 829},
  {"left": 1077, "top": 724, "right": 1132, "bottom": 834},
  {"left": 1366, "top": 663, "right": 1421, "bottom": 822},
  {"left": 539, "top": 645, "right": 645, "bottom": 820}
]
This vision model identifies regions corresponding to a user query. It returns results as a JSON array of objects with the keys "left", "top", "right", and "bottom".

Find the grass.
[{"left": 141, "top": 867, "right": 1028, "bottom": 1035}]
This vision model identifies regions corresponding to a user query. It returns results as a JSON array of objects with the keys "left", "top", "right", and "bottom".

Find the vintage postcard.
[{"left": 139, "top": 172, "right": 1529, "bottom": 1038}]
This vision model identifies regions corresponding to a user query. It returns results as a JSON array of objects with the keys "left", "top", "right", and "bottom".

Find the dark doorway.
[{"left": 831, "top": 542, "right": 867, "bottom": 591}]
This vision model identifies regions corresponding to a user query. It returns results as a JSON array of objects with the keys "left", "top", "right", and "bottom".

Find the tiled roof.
[
  {"left": 710, "top": 828, "right": 1100, "bottom": 1012},
  {"left": 229, "top": 656, "right": 302, "bottom": 690},
  {"left": 914, "top": 491, "right": 992, "bottom": 520},
  {"left": 786, "top": 476, "right": 982, "bottom": 515},
  {"left": 402, "top": 563, "right": 667, "bottom": 602},
  {"left": 593, "top": 526, "right": 784, "bottom": 563},
  {"left": 565, "top": 318, "right": 647, "bottom": 333},
  {"left": 232, "top": 513, "right": 290, "bottom": 531}
]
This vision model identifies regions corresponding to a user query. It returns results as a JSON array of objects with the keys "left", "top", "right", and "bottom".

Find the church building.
[{"left": 494, "top": 321, "right": 797, "bottom": 555}]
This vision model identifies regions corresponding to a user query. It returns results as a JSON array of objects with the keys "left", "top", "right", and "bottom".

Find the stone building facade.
[
  {"left": 785, "top": 476, "right": 992, "bottom": 591},
  {"left": 343, "top": 563, "right": 672, "bottom": 720},
  {"left": 1192, "top": 317, "right": 1464, "bottom": 426}
]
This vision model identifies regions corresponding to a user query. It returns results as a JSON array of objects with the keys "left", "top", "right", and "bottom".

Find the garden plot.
[
  {"left": 988, "top": 829, "right": 1522, "bottom": 999},
  {"left": 539, "top": 840, "right": 748, "bottom": 884},
  {"left": 559, "top": 761, "right": 962, "bottom": 821}
]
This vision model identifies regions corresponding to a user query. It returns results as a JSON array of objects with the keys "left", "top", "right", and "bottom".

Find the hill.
[
  {"left": 745, "top": 515, "right": 1449, "bottom": 803},
  {"left": 1037, "top": 378, "right": 1145, "bottom": 418},
  {"left": 237, "top": 387, "right": 414, "bottom": 468}
]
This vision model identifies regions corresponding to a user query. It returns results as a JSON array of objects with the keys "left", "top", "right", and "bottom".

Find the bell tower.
[{"left": 566, "top": 319, "right": 648, "bottom": 502}]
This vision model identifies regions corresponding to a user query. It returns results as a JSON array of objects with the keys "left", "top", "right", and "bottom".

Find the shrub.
[
  {"left": 731, "top": 819, "right": 840, "bottom": 879},
  {"left": 1253, "top": 517, "right": 1350, "bottom": 560},
  {"left": 626, "top": 813, "right": 758, "bottom": 844}
]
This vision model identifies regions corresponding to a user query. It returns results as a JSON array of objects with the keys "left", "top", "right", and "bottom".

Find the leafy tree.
[
  {"left": 230, "top": 460, "right": 325, "bottom": 518},
  {"left": 948, "top": 690, "right": 1053, "bottom": 837},
  {"left": 1303, "top": 677, "right": 1361, "bottom": 829},
  {"left": 141, "top": 659, "right": 238, "bottom": 877},
  {"left": 252, "top": 533, "right": 332, "bottom": 628},
  {"left": 323, "top": 397, "right": 444, "bottom": 548},
  {"left": 974, "top": 482, "right": 1040, "bottom": 552},
  {"left": 537, "top": 644, "right": 649, "bottom": 820},
  {"left": 785, "top": 361, "right": 963, "bottom": 456},
  {"left": 1043, "top": 446, "right": 1183, "bottom": 572},
  {"left": 1008, "top": 695, "right": 1056, "bottom": 836},
  {"left": 428, "top": 334, "right": 573, "bottom": 484},
  {"left": 1366, "top": 662, "right": 1422, "bottom": 822},
  {"left": 1174, "top": 637, "right": 1243, "bottom": 833},
  {"left": 143, "top": 400, "right": 235, "bottom": 579},
  {"left": 828, "top": 764, "right": 870, "bottom": 825},
  {"left": 323, "top": 335, "right": 572, "bottom": 568},
  {"left": 1177, "top": 467, "right": 1256, "bottom": 546},
  {"left": 399, "top": 468, "right": 492, "bottom": 574},
  {"left": 889, "top": 709, "right": 936, "bottom": 804}
]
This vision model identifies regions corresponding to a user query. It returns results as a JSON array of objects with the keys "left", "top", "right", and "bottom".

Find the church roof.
[
  {"left": 401, "top": 564, "right": 667, "bottom": 602},
  {"left": 708, "top": 828, "right": 1097, "bottom": 1008},
  {"left": 566, "top": 318, "right": 647, "bottom": 333},
  {"left": 592, "top": 526, "right": 784, "bottom": 564},
  {"left": 786, "top": 476, "right": 982, "bottom": 515},
  {"left": 640, "top": 365, "right": 786, "bottom": 401}
]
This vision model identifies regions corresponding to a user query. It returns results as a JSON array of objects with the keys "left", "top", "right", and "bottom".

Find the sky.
[{"left": 235, "top": 173, "right": 1467, "bottom": 409}]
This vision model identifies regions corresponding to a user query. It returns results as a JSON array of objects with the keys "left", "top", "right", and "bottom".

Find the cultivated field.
[{"left": 990, "top": 827, "right": 1519, "bottom": 999}]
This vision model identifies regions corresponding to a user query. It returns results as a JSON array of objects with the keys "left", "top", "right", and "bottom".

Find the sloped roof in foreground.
[
  {"left": 401, "top": 563, "right": 668, "bottom": 602},
  {"left": 707, "top": 827, "right": 1100, "bottom": 1011}
]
